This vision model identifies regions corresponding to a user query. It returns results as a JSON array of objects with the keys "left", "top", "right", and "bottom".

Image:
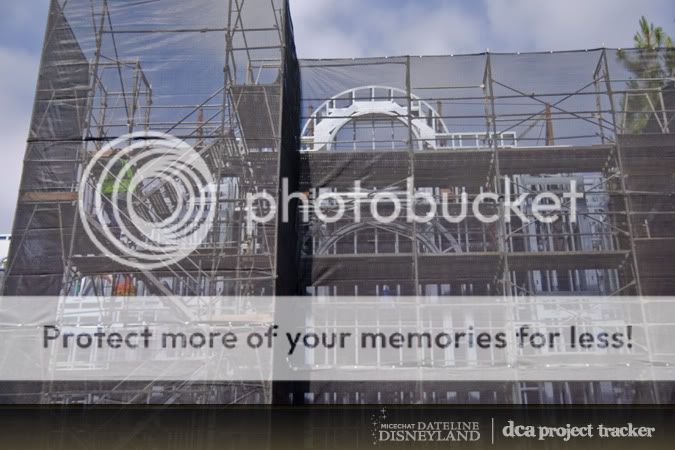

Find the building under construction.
[{"left": 2, "top": 0, "right": 674, "bottom": 404}]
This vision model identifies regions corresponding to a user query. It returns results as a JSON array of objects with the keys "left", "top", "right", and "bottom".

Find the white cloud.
[
  {"left": 485, "top": 0, "right": 674, "bottom": 51},
  {"left": 0, "top": 47, "right": 40, "bottom": 232},
  {"left": 290, "top": 0, "right": 674, "bottom": 58},
  {"left": 290, "top": 0, "right": 486, "bottom": 57},
  {"left": 354, "top": 3, "right": 485, "bottom": 56},
  {"left": 289, "top": 0, "right": 367, "bottom": 57}
]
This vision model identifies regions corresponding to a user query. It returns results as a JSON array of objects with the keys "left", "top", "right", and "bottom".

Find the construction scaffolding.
[
  {"left": 295, "top": 50, "right": 674, "bottom": 403},
  {"left": 2, "top": 0, "right": 300, "bottom": 404},
  {"left": 1, "top": 0, "right": 674, "bottom": 405},
  {"left": 297, "top": 50, "right": 674, "bottom": 299}
]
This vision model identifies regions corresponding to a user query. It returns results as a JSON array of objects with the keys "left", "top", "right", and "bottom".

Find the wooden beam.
[{"left": 20, "top": 191, "right": 78, "bottom": 202}]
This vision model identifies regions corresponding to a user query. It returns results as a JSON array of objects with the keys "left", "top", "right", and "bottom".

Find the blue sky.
[{"left": 0, "top": 0, "right": 673, "bottom": 232}]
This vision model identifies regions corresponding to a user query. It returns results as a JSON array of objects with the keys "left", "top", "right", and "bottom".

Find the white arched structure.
[
  {"left": 311, "top": 221, "right": 463, "bottom": 256},
  {"left": 301, "top": 86, "right": 450, "bottom": 152},
  {"left": 301, "top": 86, "right": 518, "bottom": 152}
]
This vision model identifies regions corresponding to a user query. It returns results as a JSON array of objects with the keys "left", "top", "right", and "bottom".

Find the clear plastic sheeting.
[
  {"left": 5, "top": 0, "right": 300, "bottom": 298},
  {"left": 2, "top": 0, "right": 674, "bottom": 406},
  {"left": 2, "top": 0, "right": 300, "bottom": 405},
  {"left": 297, "top": 50, "right": 675, "bottom": 299},
  {"left": 294, "top": 49, "right": 674, "bottom": 404}
]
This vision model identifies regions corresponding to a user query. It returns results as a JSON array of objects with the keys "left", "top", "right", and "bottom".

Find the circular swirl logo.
[{"left": 79, "top": 131, "right": 217, "bottom": 270}]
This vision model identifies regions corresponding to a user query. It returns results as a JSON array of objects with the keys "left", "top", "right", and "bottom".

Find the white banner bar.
[{"left": 0, "top": 296, "right": 673, "bottom": 381}]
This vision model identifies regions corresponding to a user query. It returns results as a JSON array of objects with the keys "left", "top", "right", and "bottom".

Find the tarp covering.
[
  {"left": 296, "top": 50, "right": 675, "bottom": 298},
  {"left": 4, "top": 0, "right": 300, "bottom": 297},
  {"left": 2, "top": 0, "right": 674, "bottom": 405}
]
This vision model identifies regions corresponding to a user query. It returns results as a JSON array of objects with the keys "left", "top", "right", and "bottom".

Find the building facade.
[{"left": 2, "top": 0, "right": 674, "bottom": 404}]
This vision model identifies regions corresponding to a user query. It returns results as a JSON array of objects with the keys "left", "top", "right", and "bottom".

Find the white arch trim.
[
  {"left": 313, "top": 221, "right": 463, "bottom": 256},
  {"left": 301, "top": 86, "right": 450, "bottom": 152}
]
